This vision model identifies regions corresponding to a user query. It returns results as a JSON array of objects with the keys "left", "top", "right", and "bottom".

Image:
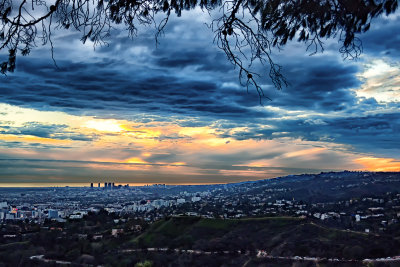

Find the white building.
[
  {"left": 5, "top": 213, "right": 14, "bottom": 220},
  {"left": 0, "top": 202, "right": 7, "bottom": 209},
  {"left": 111, "top": 229, "right": 124, "bottom": 237},
  {"left": 191, "top": 196, "right": 201, "bottom": 202},
  {"left": 177, "top": 198, "right": 186, "bottom": 204},
  {"left": 69, "top": 214, "right": 83, "bottom": 219}
]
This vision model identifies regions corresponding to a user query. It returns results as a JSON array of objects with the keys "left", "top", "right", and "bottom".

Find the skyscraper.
[{"left": 48, "top": 209, "right": 59, "bottom": 219}]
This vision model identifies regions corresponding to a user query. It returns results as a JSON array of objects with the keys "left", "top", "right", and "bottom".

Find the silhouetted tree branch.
[{"left": 0, "top": 0, "right": 398, "bottom": 100}]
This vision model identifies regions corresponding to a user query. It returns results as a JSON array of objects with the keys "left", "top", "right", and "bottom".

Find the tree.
[
  {"left": 135, "top": 260, "right": 153, "bottom": 267},
  {"left": 0, "top": 0, "right": 398, "bottom": 100}
]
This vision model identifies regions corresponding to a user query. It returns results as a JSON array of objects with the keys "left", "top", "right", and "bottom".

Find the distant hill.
[
  {"left": 225, "top": 171, "right": 400, "bottom": 202},
  {"left": 131, "top": 216, "right": 399, "bottom": 260}
]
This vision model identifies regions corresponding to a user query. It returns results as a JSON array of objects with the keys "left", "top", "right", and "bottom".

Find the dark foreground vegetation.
[{"left": 1, "top": 212, "right": 400, "bottom": 266}]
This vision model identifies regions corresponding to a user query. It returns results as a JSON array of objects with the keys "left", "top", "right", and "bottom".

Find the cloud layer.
[{"left": 0, "top": 9, "right": 399, "bottom": 183}]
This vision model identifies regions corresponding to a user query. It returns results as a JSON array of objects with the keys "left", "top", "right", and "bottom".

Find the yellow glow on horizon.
[
  {"left": 237, "top": 162, "right": 271, "bottom": 168},
  {"left": 142, "top": 152, "right": 152, "bottom": 157},
  {"left": 2, "top": 103, "right": 400, "bottom": 183},
  {"left": 124, "top": 157, "right": 148, "bottom": 164},
  {"left": 156, "top": 161, "right": 187, "bottom": 166},
  {"left": 219, "top": 169, "right": 270, "bottom": 177},
  {"left": 84, "top": 119, "right": 124, "bottom": 132},
  {"left": 171, "top": 162, "right": 186, "bottom": 166},
  {"left": 355, "top": 157, "right": 400, "bottom": 172},
  {"left": 0, "top": 103, "right": 84, "bottom": 127},
  {"left": 86, "top": 163, "right": 142, "bottom": 171},
  {"left": 124, "top": 128, "right": 161, "bottom": 139},
  {"left": 0, "top": 134, "right": 72, "bottom": 145},
  {"left": 179, "top": 126, "right": 214, "bottom": 137},
  {"left": 283, "top": 147, "right": 326, "bottom": 158}
]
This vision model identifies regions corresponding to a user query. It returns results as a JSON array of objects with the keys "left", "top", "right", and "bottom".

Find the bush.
[{"left": 135, "top": 260, "right": 152, "bottom": 267}]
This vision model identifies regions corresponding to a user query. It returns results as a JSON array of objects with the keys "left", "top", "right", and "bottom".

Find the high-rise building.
[
  {"left": 98, "top": 183, "right": 100, "bottom": 188},
  {"left": 48, "top": 209, "right": 59, "bottom": 219},
  {"left": 90, "top": 183, "right": 93, "bottom": 188},
  {"left": 0, "top": 201, "right": 7, "bottom": 209}
]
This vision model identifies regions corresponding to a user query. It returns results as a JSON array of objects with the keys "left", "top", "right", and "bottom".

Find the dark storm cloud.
[
  {"left": 154, "top": 49, "right": 231, "bottom": 72},
  {"left": 265, "top": 57, "right": 361, "bottom": 112},
  {"left": 322, "top": 113, "right": 400, "bottom": 154},
  {"left": 0, "top": 140, "right": 73, "bottom": 149},
  {"left": 221, "top": 112, "right": 400, "bottom": 158},
  {"left": 0, "top": 122, "right": 67, "bottom": 138},
  {"left": 0, "top": 121, "right": 96, "bottom": 141},
  {"left": 0, "top": 11, "right": 275, "bottom": 122},
  {"left": 361, "top": 15, "right": 400, "bottom": 58},
  {"left": 0, "top": 56, "right": 266, "bottom": 121},
  {"left": 1, "top": 34, "right": 396, "bottom": 160},
  {"left": 0, "top": 10, "right": 365, "bottom": 121}
]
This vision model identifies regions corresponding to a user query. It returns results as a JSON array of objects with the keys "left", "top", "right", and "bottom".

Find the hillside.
[
  {"left": 234, "top": 172, "right": 400, "bottom": 203},
  {"left": 131, "top": 216, "right": 400, "bottom": 260}
]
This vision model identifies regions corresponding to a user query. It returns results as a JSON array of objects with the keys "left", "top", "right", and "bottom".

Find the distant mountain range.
[{"left": 220, "top": 171, "right": 400, "bottom": 202}]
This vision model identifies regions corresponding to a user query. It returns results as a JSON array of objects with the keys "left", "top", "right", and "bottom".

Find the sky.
[{"left": 0, "top": 6, "right": 399, "bottom": 184}]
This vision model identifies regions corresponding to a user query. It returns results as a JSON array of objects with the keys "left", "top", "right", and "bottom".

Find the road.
[
  {"left": 120, "top": 247, "right": 400, "bottom": 264},
  {"left": 29, "top": 249, "right": 400, "bottom": 265}
]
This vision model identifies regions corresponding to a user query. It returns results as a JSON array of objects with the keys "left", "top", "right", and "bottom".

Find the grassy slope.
[
  {"left": 134, "top": 217, "right": 301, "bottom": 245},
  {"left": 131, "top": 216, "right": 400, "bottom": 259}
]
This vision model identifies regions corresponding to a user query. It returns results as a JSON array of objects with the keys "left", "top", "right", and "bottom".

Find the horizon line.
[{"left": 0, "top": 170, "right": 397, "bottom": 188}]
